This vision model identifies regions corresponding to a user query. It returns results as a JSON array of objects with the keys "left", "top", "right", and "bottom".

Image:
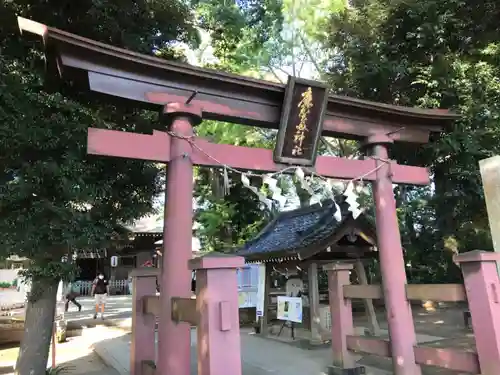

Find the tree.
[
  {"left": 193, "top": 121, "right": 277, "bottom": 251},
  {"left": 0, "top": 1, "right": 199, "bottom": 374},
  {"left": 191, "top": 1, "right": 285, "bottom": 250},
  {"left": 191, "top": 1, "right": 353, "bottom": 252},
  {"left": 323, "top": 0, "right": 500, "bottom": 282}
]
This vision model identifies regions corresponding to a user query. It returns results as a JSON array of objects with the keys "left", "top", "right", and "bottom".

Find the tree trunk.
[{"left": 15, "top": 275, "right": 59, "bottom": 375}]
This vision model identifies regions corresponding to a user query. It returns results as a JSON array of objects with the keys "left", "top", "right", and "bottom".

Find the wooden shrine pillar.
[
  {"left": 354, "top": 259, "right": 380, "bottom": 336},
  {"left": 259, "top": 262, "right": 272, "bottom": 335},
  {"left": 308, "top": 262, "right": 322, "bottom": 343},
  {"left": 455, "top": 251, "right": 500, "bottom": 375},
  {"left": 190, "top": 254, "right": 244, "bottom": 375},
  {"left": 130, "top": 268, "right": 158, "bottom": 375},
  {"left": 157, "top": 103, "right": 202, "bottom": 375}
]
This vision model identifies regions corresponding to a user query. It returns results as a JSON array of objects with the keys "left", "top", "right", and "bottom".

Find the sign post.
[
  {"left": 255, "top": 264, "right": 266, "bottom": 321},
  {"left": 277, "top": 296, "right": 303, "bottom": 323},
  {"left": 276, "top": 295, "right": 303, "bottom": 340},
  {"left": 479, "top": 155, "right": 500, "bottom": 275}
]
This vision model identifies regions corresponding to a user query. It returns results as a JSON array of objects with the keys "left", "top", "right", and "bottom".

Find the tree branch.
[
  {"left": 298, "top": 32, "right": 322, "bottom": 77},
  {"left": 338, "top": 139, "right": 348, "bottom": 157},
  {"left": 267, "top": 65, "right": 285, "bottom": 83},
  {"left": 320, "top": 136, "right": 338, "bottom": 156}
]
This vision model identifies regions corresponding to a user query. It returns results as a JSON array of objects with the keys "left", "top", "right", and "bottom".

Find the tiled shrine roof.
[{"left": 236, "top": 199, "right": 377, "bottom": 263}]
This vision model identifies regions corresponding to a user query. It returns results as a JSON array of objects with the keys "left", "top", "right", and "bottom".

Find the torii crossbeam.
[
  {"left": 19, "top": 17, "right": 459, "bottom": 375},
  {"left": 87, "top": 128, "right": 430, "bottom": 184}
]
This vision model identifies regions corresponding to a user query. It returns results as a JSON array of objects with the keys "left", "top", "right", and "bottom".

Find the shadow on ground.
[{"left": 0, "top": 351, "right": 118, "bottom": 375}]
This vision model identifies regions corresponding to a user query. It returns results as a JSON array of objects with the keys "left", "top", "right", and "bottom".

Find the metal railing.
[{"left": 74, "top": 279, "right": 130, "bottom": 296}]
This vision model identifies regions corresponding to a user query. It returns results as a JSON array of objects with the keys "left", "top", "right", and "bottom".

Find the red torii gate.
[{"left": 19, "top": 17, "right": 458, "bottom": 375}]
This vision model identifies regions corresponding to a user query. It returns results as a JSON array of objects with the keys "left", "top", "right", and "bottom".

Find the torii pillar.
[
  {"left": 158, "top": 103, "right": 202, "bottom": 374},
  {"left": 365, "top": 134, "right": 420, "bottom": 375}
]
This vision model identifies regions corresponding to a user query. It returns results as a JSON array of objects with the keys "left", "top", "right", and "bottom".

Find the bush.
[{"left": 0, "top": 282, "right": 12, "bottom": 288}]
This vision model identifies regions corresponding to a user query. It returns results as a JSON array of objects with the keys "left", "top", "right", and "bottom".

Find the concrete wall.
[{"left": 0, "top": 269, "right": 21, "bottom": 283}]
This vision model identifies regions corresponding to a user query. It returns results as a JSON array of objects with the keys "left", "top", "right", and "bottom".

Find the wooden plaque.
[{"left": 273, "top": 76, "right": 329, "bottom": 166}]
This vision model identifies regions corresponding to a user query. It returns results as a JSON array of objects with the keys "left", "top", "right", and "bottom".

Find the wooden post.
[
  {"left": 479, "top": 156, "right": 500, "bottom": 274},
  {"left": 355, "top": 259, "right": 380, "bottom": 336},
  {"left": 455, "top": 251, "right": 500, "bottom": 375},
  {"left": 157, "top": 103, "right": 201, "bottom": 375},
  {"left": 308, "top": 262, "right": 322, "bottom": 343},
  {"left": 51, "top": 322, "right": 56, "bottom": 368},
  {"left": 190, "top": 254, "right": 245, "bottom": 375},
  {"left": 260, "top": 262, "right": 272, "bottom": 336},
  {"left": 324, "top": 263, "right": 364, "bottom": 375},
  {"left": 130, "top": 268, "right": 158, "bottom": 375}
]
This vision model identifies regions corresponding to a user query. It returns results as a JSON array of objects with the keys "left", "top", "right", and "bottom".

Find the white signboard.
[
  {"left": 277, "top": 296, "right": 303, "bottom": 323},
  {"left": 236, "top": 264, "right": 261, "bottom": 311},
  {"left": 255, "top": 263, "right": 266, "bottom": 318},
  {"left": 238, "top": 291, "right": 257, "bottom": 308},
  {"left": 110, "top": 256, "right": 118, "bottom": 267}
]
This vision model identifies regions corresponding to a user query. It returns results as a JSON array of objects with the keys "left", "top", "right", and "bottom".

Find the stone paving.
[
  {"left": 93, "top": 327, "right": 389, "bottom": 375},
  {"left": 71, "top": 297, "right": 469, "bottom": 375},
  {"left": 0, "top": 326, "right": 123, "bottom": 375},
  {"left": 0, "top": 296, "right": 475, "bottom": 375},
  {"left": 64, "top": 296, "right": 132, "bottom": 327}
]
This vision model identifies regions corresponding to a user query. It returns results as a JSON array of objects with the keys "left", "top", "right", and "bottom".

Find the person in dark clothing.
[
  {"left": 91, "top": 272, "right": 109, "bottom": 320},
  {"left": 64, "top": 290, "right": 82, "bottom": 312},
  {"left": 191, "top": 271, "right": 196, "bottom": 293}
]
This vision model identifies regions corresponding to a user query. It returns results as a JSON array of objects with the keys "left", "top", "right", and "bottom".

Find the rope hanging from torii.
[{"left": 166, "top": 129, "right": 391, "bottom": 220}]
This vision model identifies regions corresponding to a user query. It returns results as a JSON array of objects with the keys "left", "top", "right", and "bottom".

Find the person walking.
[
  {"left": 64, "top": 282, "right": 82, "bottom": 312},
  {"left": 128, "top": 274, "right": 133, "bottom": 295},
  {"left": 91, "top": 272, "right": 109, "bottom": 320}
]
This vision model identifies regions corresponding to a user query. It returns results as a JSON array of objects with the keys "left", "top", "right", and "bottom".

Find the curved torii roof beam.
[{"left": 18, "top": 17, "right": 458, "bottom": 146}]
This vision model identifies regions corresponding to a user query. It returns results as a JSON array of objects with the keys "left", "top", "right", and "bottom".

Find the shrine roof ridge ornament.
[{"left": 18, "top": 17, "right": 459, "bottom": 144}]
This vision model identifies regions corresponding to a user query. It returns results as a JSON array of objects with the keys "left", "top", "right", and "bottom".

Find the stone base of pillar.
[{"left": 327, "top": 365, "right": 366, "bottom": 375}]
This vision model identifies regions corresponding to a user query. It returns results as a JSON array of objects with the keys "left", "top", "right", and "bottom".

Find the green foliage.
[
  {"left": 1, "top": 0, "right": 200, "bottom": 58},
  {"left": 324, "top": 0, "right": 500, "bottom": 282},
  {"left": 0, "top": 55, "right": 162, "bottom": 265},
  {"left": 190, "top": 0, "right": 349, "bottom": 250},
  {"left": 195, "top": 0, "right": 284, "bottom": 73},
  {"left": 0, "top": 0, "right": 200, "bottom": 266},
  {"left": 194, "top": 121, "right": 275, "bottom": 251},
  {"left": 0, "top": 282, "right": 12, "bottom": 288},
  {"left": 0, "top": 1, "right": 199, "bottom": 373}
]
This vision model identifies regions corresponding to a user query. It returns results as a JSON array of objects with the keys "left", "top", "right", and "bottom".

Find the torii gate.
[{"left": 19, "top": 18, "right": 458, "bottom": 375}]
